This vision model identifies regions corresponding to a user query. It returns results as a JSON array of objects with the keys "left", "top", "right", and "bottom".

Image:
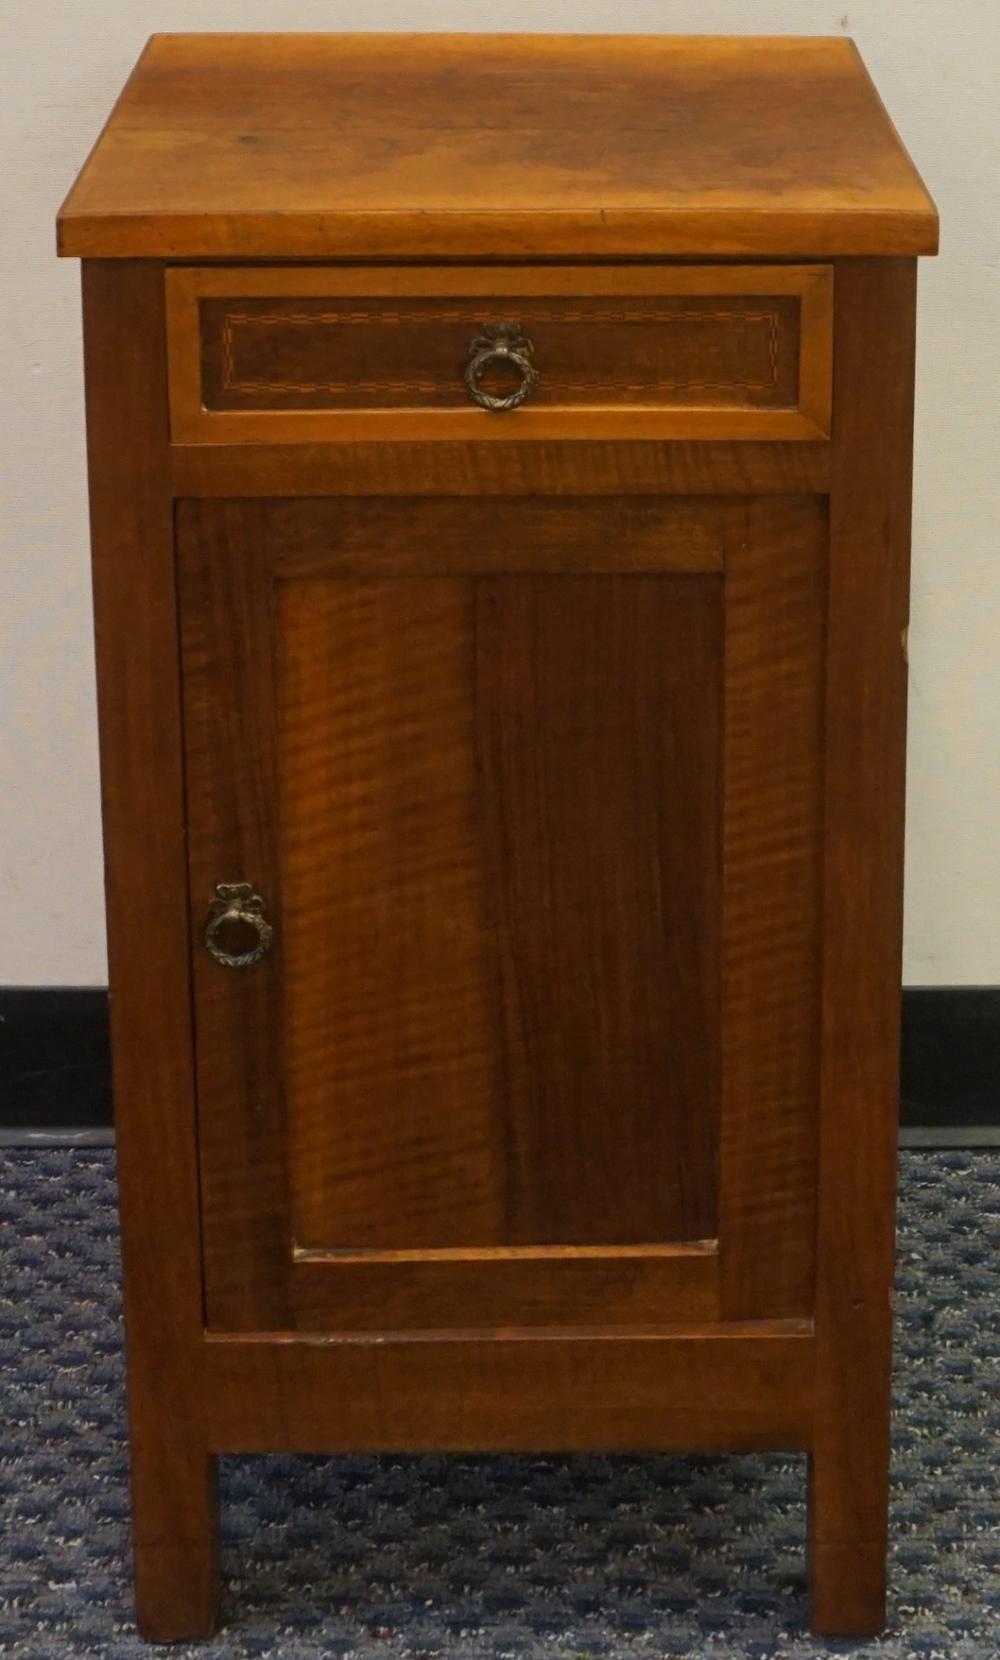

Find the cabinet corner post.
[
  {"left": 809, "top": 256, "right": 918, "bottom": 1638},
  {"left": 82, "top": 258, "right": 219, "bottom": 1640}
]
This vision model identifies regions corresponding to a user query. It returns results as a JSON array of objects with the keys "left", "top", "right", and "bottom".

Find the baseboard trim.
[
  {"left": 2, "top": 985, "right": 998, "bottom": 1140},
  {"left": 900, "top": 987, "right": 1000, "bottom": 1131},
  {"left": 0, "top": 1127, "right": 117, "bottom": 1148},
  {"left": 899, "top": 1125, "right": 1000, "bottom": 1149},
  {"left": 0, "top": 988, "right": 110, "bottom": 1132}
]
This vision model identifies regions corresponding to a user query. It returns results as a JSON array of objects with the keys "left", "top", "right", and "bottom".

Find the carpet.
[{"left": 1, "top": 1149, "right": 997, "bottom": 1658}]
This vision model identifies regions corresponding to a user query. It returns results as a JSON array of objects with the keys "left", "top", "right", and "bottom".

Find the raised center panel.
[{"left": 279, "top": 561, "right": 721, "bottom": 1255}]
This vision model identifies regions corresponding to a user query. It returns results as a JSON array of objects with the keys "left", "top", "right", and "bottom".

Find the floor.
[{"left": 1, "top": 1148, "right": 997, "bottom": 1659}]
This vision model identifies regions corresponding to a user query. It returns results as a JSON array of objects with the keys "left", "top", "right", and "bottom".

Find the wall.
[{"left": 1, "top": 0, "right": 996, "bottom": 986}]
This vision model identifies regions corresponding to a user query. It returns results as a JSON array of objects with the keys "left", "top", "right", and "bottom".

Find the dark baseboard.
[
  {"left": 1, "top": 985, "right": 998, "bottom": 1138},
  {"left": 0, "top": 988, "right": 111, "bottom": 1131},
  {"left": 900, "top": 987, "right": 1000, "bottom": 1129}
]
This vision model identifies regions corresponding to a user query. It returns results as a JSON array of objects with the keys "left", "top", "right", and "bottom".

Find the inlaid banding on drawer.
[
  {"left": 204, "top": 294, "right": 798, "bottom": 409},
  {"left": 167, "top": 265, "right": 833, "bottom": 443}
]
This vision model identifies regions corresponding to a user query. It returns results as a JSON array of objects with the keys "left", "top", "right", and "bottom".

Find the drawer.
[{"left": 166, "top": 265, "right": 833, "bottom": 444}]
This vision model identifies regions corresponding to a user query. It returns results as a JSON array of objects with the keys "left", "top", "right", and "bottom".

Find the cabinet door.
[{"left": 178, "top": 494, "right": 824, "bottom": 1331}]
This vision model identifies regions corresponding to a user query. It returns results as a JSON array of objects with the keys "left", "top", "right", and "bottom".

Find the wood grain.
[
  {"left": 282, "top": 575, "right": 503, "bottom": 1253},
  {"left": 808, "top": 258, "right": 917, "bottom": 1638},
  {"left": 290, "top": 1247, "right": 720, "bottom": 1332},
  {"left": 58, "top": 34, "right": 937, "bottom": 258},
  {"left": 180, "top": 496, "right": 725, "bottom": 1329},
  {"left": 82, "top": 262, "right": 218, "bottom": 1639},
  {"left": 171, "top": 439, "right": 832, "bottom": 501},
  {"left": 718, "top": 497, "right": 826, "bottom": 1319},
  {"left": 203, "top": 1326, "right": 814, "bottom": 1453},
  {"left": 177, "top": 500, "right": 291, "bottom": 1330},
  {"left": 200, "top": 294, "right": 801, "bottom": 412},
  {"left": 266, "top": 495, "right": 725, "bottom": 576},
  {"left": 472, "top": 575, "right": 721, "bottom": 1246},
  {"left": 67, "top": 33, "right": 935, "bottom": 1643},
  {"left": 281, "top": 565, "right": 722, "bottom": 1252},
  {"left": 165, "top": 263, "right": 831, "bottom": 443}
]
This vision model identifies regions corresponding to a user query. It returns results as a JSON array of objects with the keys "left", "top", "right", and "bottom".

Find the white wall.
[{"left": 1, "top": 0, "right": 996, "bottom": 986}]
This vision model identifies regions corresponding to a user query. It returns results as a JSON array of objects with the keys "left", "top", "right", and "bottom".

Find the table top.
[{"left": 58, "top": 33, "right": 938, "bottom": 260}]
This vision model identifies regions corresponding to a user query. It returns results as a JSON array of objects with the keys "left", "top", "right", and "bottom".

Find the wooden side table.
[{"left": 58, "top": 33, "right": 938, "bottom": 1641}]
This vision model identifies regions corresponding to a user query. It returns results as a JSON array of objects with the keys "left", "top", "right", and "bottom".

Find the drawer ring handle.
[
  {"left": 204, "top": 883, "right": 273, "bottom": 970},
  {"left": 465, "top": 323, "right": 538, "bottom": 412}
]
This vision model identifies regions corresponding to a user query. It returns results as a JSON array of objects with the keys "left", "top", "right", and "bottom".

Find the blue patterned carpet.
[{"left": 1, "top": 1149, "right": 998, "bottom": 1658}]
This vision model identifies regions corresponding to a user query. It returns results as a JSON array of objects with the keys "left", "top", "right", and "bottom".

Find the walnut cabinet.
[{"left": 59, "top": 33, "right": 938, "bottom": 1641}]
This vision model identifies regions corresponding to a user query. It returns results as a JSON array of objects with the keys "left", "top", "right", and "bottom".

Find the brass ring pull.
[
  {"left": 204, "top": 883, "right": 273, "bottom": 970},
  {"left": 464, "top": 322, "right": 538, "bottom": 412}
]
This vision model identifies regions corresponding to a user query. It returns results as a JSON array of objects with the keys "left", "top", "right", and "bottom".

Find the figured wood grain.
[
  {"left": 281, "top": 560, "right": 722, "bottom": 1252},
  {"left": 57, "top": 34, "right": 937, "bottom": 258},
  {"left": 203, "top": 1326, "right": 814, "bottom": 1453},
  {"left": 167, "top": 263, "right": 831, "bottom": 444},
  {"left": 180, "top": 497, "right": 725, "bottom": 1330},
  {"left": 718, "top": 497, "right": 826, "bottom": 1319},
  {"left": 473, "top": 575, "right": 720, "bottom": 1245},
  {"left": 81, "top": 262, "right": 219, "bottom": 1639},
  {"left": 171, "top": 439, "right": 832, "bottom": 500},
  {"left": 808, "top": 258, "right": 917, "bottom": 1638},
  {"left": 266, "top": 495, "right": 724, "bottom": 576},
  {"left": 177, "top": 500, "right": 291, "bottom": 1330},
  {"left": 281, "top": 576, "right": 504, "bottom": 1252}
]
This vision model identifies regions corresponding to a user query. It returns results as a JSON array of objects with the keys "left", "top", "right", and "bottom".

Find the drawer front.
[{"left": 167, "top": 265, "right": 833, "bottom": 443}]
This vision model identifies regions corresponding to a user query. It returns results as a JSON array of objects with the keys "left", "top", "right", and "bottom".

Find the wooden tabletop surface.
[{"left": 58, "top": 33, "right": 938, "bottom": 260}]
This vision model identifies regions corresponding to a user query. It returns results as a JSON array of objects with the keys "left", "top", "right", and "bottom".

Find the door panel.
[{"left": 177, "top": 494, "right": 822, "bottom": 1332}]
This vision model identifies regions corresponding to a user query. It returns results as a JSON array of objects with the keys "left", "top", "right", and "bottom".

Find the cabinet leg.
[
  {"left": 807, "top": 1449, "right": 888, "bottom": 1637},
  {"left": 130, "top": 1448, "right": 220, "bottom": 1641}
]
